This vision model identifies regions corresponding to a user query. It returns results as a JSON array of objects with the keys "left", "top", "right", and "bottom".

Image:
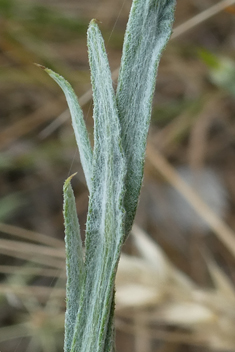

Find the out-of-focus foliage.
[
  {"left": 1, "top": 1, "right": 235, "bottom": 352},
  {"left": 0, "top": 0, "right": 87, "bottom": 41},
  {"left": 200, "top": 49, "right": 235, "bottom": 96}
]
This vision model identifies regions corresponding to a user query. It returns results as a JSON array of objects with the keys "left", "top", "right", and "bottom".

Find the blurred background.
[{"left": 1, "top": 0, "right": 235, "bottom": 351}]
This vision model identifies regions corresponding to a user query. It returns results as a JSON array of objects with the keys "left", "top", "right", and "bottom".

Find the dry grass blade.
[
  {"left": 1, "top": 224, "right": 235, "bottom": 350},
  {"left": 116, "top": 254, "right": 164, "bottom": 308},
  {"left": 172, "top": 0, "right": 235, "bottom": 39},
  {"left": 0, "top": 247, "right": 64, "bottom": 268},
  {"left": 0, "top": 283, "right": 65, "bottom": 300},
  {"left": 39, "top": 0, "right": 234, "bottom": 138},
  {"left": 0, "top": 265, "right": 64, "bottom": 278},
  {"left": 0, "top": 223, "right": 64, "bottom": 248},
  {"left": 205, "top": 254, "right": 235, "bottom": 299},
  {"left": 132, "top": 225, "right": 195, "bottom": 291},
  {"left": 0, "top": 238, "right": 65, "bottom": 258},
  {"left": 146, "top": 144, "right": 235, "bottom": 257},
  {"left": 116, "top": 226, "right": 194, "bottom": 311},
  {"left": 157, "top": 302, "right": 216, "bottom": 326},
  {"left": 115, "top": 319, "right": 204, "bottom": 347},
  {"left": 2, "top": 2, "right": 235, "bottom": 351},
  {"left": 134, "top": 312, "right": 151, "bottom": 352},
  {"left": 0, "top": 97, "right": 65, "bottom": 150},
  {"left": 0, "top": 323, "right": 31, "bottom": 343},
  {"left": 116, "top": 226, "right": 235, "bottom": 350}
]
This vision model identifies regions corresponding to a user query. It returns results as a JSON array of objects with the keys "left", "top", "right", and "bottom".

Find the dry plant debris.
[{"left": 1, "top": 0, "right": 235, "bottom": 351}]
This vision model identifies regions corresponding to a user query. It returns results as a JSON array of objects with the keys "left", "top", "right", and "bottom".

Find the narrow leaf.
[
  {"left": 44, "top": 68, "right": 93, "bottom": 191},
  {"left": 103, "top": 292, "right": 116, "bottom": 352},
  {"left": 71, "top": 20, "right": 126, "bottom": 352},
  {"left": 116, "top": 0, "right": 176, "bottom": 236},
  {"left": 63, "top": 174, "right": 84, "bottom": 352},
  {"left": 206, "top": 255, "right": 235, "bottom": 298}
]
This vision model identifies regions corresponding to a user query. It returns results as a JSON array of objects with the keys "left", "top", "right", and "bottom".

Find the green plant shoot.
[{"left": 41, "top": 0, "right": 176, "bottom": 351}]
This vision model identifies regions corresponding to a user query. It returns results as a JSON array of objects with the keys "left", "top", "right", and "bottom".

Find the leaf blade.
[
  {"left": 116, "top": 0, "right": 176, "bottom": 236},
  {"left": 44, "top": 68, "right": 93, "bottom": 191},
  {"left": 71, "top": 20, "right": 126, "bottom": 352},
  {"left": 63, "top": 175, "right": 84, "bottom": 352}
]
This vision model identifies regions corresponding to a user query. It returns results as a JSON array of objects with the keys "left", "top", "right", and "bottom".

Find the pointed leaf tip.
[
  {"left": 42, "top": 68, "right": 93, "bottom": 192},
  {"left": 89, "top": 19, "right": 102, "bottom": 26},
  {"left": 34, "top": 63, "right": 46, "bottom": 70},
  {"left": 64, "top": 173, "right": 78, "bottom": 188}
]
